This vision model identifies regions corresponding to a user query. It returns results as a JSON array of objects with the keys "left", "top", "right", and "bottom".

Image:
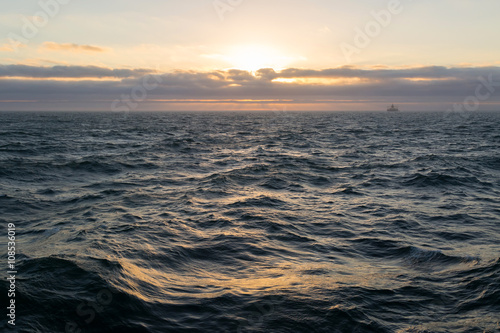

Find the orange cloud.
[
  {"left": 0, "top": 44, "right": 16, "bottom": 52},
  {"left": 42, "top": 42, "right": 107, "bottom": 53}
]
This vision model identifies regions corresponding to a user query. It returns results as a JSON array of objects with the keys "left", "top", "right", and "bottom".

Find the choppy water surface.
[{"left": 1, "top": 111, "right": 499, "bottom": 332}]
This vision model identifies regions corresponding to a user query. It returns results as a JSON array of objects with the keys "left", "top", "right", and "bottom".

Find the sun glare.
[{"left": 227, "top": 44, "right": 291, "bottom": 72}]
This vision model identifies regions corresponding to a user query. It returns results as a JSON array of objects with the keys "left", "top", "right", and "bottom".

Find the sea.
[{"left": 0, "top": 111, "right": 499, "bottom": 333}]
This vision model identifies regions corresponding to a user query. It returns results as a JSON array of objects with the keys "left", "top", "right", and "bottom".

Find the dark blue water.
[{"left": 1, "top": 111, "right": 499, "bottom": 333}]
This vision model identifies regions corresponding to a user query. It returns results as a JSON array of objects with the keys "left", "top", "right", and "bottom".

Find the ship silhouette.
[{"left": 387, "top": 104, "right": 399, "bottom": 112}]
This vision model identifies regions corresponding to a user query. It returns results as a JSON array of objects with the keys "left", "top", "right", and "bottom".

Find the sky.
[{"left": 1, "top": 0, "right": 500, "bottom": 111}]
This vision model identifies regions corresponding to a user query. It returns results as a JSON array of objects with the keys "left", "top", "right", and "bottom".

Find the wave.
[
  {"left": 402, "top": 172, "right": 486, "bottom": 187},
  {"left": 2, "top": 111, "right": 499, "bottom": 333}
]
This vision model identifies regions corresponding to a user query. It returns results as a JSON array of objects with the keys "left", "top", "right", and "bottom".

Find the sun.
[{"left": 226, "top": 44, "right": 292, "bottom": 72}]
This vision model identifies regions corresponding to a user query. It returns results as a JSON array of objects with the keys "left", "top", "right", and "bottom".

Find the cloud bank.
[
  {"left": 0, "top": 65, "right": 153, "bottom": 78},
  {"left": 1, "top": 65, "right": 499, "bottom": 111}
]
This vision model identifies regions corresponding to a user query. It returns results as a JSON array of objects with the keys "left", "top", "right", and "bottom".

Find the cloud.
[
  {"left": 42, "top": 42, "right": 107, "bottom": 53},
  {"left": 0, "top": 43, "right": 22, "bottom": 52},
  {"left": 262, "top": 66, "right": 500, "bottom": 81},
  {"left": 0, "top": 64, "right": 154, "bottom": 78},
  {"left": 1, "top": 65, "right": 500, "bottom": 111},
  {"left": 225, "top": 69, "right": 256, "bottom": 82}
]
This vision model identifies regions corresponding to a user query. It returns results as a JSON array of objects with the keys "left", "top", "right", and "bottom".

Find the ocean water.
[{"left": 1, "top": 111, "right": 499, "bottom": 333}]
